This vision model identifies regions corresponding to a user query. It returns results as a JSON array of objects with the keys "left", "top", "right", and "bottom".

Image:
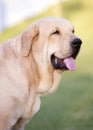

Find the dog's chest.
[{"left": 23, "top": 94, "right": 41, "bottom": 120}]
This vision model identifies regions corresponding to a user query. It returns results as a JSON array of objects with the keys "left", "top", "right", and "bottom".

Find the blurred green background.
[{"left": 0, "top": 0, "right": 93, "bottom": 130}]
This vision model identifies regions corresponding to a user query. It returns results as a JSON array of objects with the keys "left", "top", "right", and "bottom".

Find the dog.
[{"left": 0, "top": 17, "right": 82, "bottom": 130}]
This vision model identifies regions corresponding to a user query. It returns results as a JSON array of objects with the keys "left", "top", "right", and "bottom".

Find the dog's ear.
[{"left": 21, "top": 22, "right": 39, "bottom": 56}]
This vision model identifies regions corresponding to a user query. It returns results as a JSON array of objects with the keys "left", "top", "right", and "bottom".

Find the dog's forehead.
[
  {"left": 60, "top": 18, "right": 74, "bottom": 31},
  {"left": 39, "top": 17, "right": 74, "bottom": 31}
]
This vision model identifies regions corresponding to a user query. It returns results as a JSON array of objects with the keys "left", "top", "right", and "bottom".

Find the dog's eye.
[
  {"left": 52, "top": 30, "right": 60, "bottom": 35},
  {"left": 72, "top": 29, "right": 74, "bottom": 33}
]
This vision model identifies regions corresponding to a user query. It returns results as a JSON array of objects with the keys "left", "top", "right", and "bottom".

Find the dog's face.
[
  {"left": 20, "top": 17, "right": 82, "bottom": 94},
  {"left": 48, "top": 19, "right": 82, "bottom": 71}
]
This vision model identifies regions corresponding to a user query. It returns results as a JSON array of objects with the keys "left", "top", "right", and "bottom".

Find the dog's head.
[{"left": 18, "top": 17, "right": 82, "bottom": 95}]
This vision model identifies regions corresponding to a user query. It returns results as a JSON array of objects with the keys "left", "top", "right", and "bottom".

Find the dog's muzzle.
[
  {"left": 71, "top": 37, "right": 82, "bottom": 58},
  {"left": 51, "top": 37, "right": 82, "bottom": 71}
]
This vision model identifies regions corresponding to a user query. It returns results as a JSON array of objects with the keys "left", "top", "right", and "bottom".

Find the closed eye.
[
  {"left": 52, "top": 30, "right": 60, "bottom": 35},
  {"left": 72, "top": 29, "right": 74, "bottom": 33}
]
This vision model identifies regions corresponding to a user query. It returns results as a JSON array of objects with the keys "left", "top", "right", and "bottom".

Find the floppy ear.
[{"left": 21, "top": 22, "right": 39, "bottom": 56}]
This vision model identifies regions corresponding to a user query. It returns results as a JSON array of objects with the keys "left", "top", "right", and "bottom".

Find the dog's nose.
[{"left": 71, "top": 38, "right": 82, "bottom": 49}]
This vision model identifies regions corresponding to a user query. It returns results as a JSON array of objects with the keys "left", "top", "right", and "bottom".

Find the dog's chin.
[{"left": 51, "top": 52, "right": 79, "bottom": 71}]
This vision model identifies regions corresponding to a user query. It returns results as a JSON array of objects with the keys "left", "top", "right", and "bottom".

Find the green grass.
[{"left": 0, "top": 0, "right": 93, "bottom": 129}]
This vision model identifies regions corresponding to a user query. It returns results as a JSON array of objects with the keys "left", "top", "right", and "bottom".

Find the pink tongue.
[{"left": 64, "top": 57, "right": 76, "bottom": 71}]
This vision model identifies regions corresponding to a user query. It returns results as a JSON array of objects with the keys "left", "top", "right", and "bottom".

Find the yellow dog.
[{"left": 0, "top": 17, "right": 82, "bottom": 130}]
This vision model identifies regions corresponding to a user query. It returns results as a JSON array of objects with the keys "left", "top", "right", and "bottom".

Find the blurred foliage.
[{"left": 0, "top": 0, "right": 93, "bottom": 130}]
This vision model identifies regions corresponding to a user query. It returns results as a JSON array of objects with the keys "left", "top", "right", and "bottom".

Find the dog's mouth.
[
  {"left": 51, "top": 37, "right": 82, "bottom": 71},
  {"left": 51, "top": 54, "right": 77, "bottom": 71}
]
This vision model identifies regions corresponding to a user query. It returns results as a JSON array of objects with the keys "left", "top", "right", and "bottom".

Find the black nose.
[{"left": 71, "top": 38, "right": 82, "bottom": 48}]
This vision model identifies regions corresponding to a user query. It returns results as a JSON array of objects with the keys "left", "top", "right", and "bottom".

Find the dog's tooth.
[{"left": 55, "top": 58, "right": 58, "bottom": 64}]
